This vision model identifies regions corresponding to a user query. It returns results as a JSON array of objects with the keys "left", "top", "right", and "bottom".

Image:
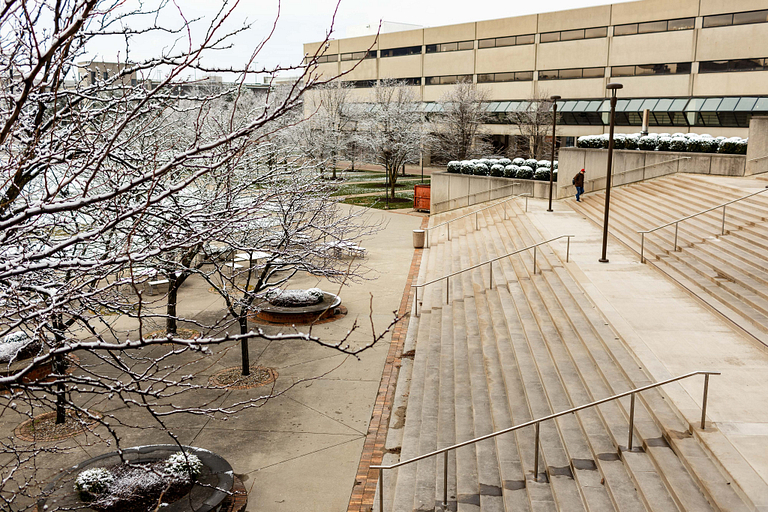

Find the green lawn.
[
  {"left": 342, "top": 192, "right": 415, "bottom": 210},
  {"left": 332, "top": 178, "right": 429, "bottom": 197}
]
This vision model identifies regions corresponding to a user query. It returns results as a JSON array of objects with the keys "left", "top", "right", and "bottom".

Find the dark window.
[
  {"left": 668, "top": 17, "right": 695, "bottom": 30},
  {"left": 515, "top": 71, "right": 533, "bottom": 81},
  {"left": 703, "top": 14, "right": 733, "bottom": 27},
  {"left": 477, "top": 73, "right": 493, "bottom": 83},
  {"left": 341, "top": 51, "right": 375, "bottom": 61},
  {"left": 611, "top": 62, "right": 691, "bottom": 76},
  {"left": 516, "top": 34, "right": 535, "bottom": 45},
  {"left": 478, "top": 38, "right": 495, "bottom": 49},
  {"left": 614, "top": 23, "right": 638, "bottom": 35},
  {"left": 699, "top": 60, "right": 730, "bottom": 73},
  {"left": 582, "top": 67, "right": 605, "bottom": 78},
  {"left": 424, "top": 74, "right": 472, "bottom": 85},
  {"left": 538, "top": 69, "right": 559, "bottom": 80},
  {"left": 734, "top": 9, "right": 768, "bottom": 25},
  {"left": 560, "top": 29, "right": 584, "bottom": 41},
  {"left": 477, "top": 71, "right": 533, "bottom": 83},
  {"left": 426, "top": 40, "right": 473, "bottom": 53},
  {"left": 316, "top": 54, "right": 338, "bottom": 63},
  {"left": 400, "top": 77, "right": 422, "bottom": 86},
  {"left": 458, "top": 40, "right": 474, "bottom": 50},
  {"left": 638, "top": 20, "right": 668, "bottom": 33},
  {"left": 343, "top": 79, "right": 376, "bottom": 88},
  {"left": 90, "top": 71, "right": 96, "bottom": 83},
  {"left": 559, "top": 68, "right": 582, "bottom": 79},
  {"left": 540, "top": 32, "right": 560, "bottom": 43},
  {"left": 380, "top": 45, "right": 422, "bottom": 58},
  {"left": 103, "top": 71, "right": 108, "bottom": 80},
  {"left": 611, "top": 65, "right": 635, "bottom": 77},
  {"left": 699, "top": 58, "right": 768, "bottom": 73},
  {"left": 495, "top": 36, "right": 516, "bottom": 47},
  {"left": 585, "top": 26, "right": 608, "bottom": 38},
  {"left": 130, "top": 78, "right": 137, "bottom": 87}
]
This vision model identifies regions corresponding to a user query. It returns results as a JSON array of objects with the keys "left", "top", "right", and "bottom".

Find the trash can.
[{"left": 413, "top": 229, "right": 425, "bottom": 248}]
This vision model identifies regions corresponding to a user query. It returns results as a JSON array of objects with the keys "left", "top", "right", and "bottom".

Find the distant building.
[{"left": 304, "top": 0, "right": 768, "bottom": 150}]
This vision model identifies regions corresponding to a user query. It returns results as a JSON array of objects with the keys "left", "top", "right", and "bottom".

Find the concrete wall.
[
  {"left": 746, "top": 116, "right": 768, "bottom": 176},
  {"left": 555, "top": 148, "right": 747, "bottom": 198},
  {"left": 431, "top": 172, "right": 557, "bottom": 213}
]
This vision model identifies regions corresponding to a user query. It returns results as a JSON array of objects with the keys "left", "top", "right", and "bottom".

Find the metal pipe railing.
[
  {"left": 372, "top": 370, "right": 720, "bottom": 512},
  {"left": 425, "top": 193, "right": 531, "bottom": 247},
  {"left": 638, "top": 186, "right": 768, "bottom": 263},
  {"left": 413, "top": 234, "right": 574, "bottom": 316}
]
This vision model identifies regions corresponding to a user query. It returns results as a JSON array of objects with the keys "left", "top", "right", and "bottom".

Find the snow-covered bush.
[
  {"left": 523, "top": 159, "right": 538, "bottom": 169},
  {"left": 460, "top": 161, "right": 475, "bottom": 174},
  {"left": 265, "top": 288, "right": 324, "bottom": 307},
  {"left": 656, "top": 136, "right": 672, "bottom": 151},
  {"left": 533, "top": 168, "right": 550, "bottom": 181},
  {"left": 536, "top": 160, "right": 551, "bottom": 169},
  {"left": 669, "top": 136, "right": 688, "bottom": 152},
  {"left": 165, "top": 452, "right": 204, "bottom": 478},
  {"left": 718, "top": 137, "right": 748, "bottom": 155},
  {"left": 638, "top": 135, "right": 657, "bottom": 150},
  {"left": 504, "top": 165, "right": 519, "bottom": 178},
  {"left": 612, "top": 134, "right": 626, "bottom": 150},
  {"left": 447, "top": 161, "right": 461, "bottom": 173},
  {"left": 553, "top": 161, "right": 558, "bottom": 170},
  {"left": 473, "top": 162, "right": 489, "bottom": 176},
  {"left": 516, "top": 166, "right": 534, "bottom": 180},
  {"left": 490, "top": 164, "right": 505, "bottom": 177},
  {"left": 0, "top": 332, "right": 40, "bottom": 364},
  {"left": 512, "top": 157, "right": 525, "bottom": 166},
  {"left": 700, "top": 137, "right": 719, "bottom": 153},
  {"left": 624, "top": 134, "right": 640, "bottom": 150},
  {"left": 498, "top": 158, "right": 512, "bottom": 167},
  {"left": 75, "top": 468, "right": 114, "bottom": 499},
  {"left": 685, "top": 136, "right": 704, "bottom": 153}
]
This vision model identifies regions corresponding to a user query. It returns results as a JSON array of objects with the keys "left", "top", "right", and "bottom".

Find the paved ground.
[
  {"left": 1, "top": 205, "right": 422, "bottom": 512},
  {"left": 526, "top": 193, "right": 768, "bottom": 504}
]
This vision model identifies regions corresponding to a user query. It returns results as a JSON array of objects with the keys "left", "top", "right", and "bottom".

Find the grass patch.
[
  {"left": 343, "top": 193, "right": 414, "bottom": 210},
  {"left": 332, "top": 178, "right": 430, "bottom": 197}
]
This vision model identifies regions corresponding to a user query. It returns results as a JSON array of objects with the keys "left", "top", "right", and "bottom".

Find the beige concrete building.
[{"left": 304, "top": 0, "right": 768, "bottom": 148}]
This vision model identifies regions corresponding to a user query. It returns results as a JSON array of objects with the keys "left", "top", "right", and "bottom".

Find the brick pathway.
[{"left": 347, "top": 217, "right": 428, "bottom": 512}]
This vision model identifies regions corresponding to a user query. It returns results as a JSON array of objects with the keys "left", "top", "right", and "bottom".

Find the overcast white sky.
[{"left": 87, "top": 0, "right": 637, "bottom": 80}]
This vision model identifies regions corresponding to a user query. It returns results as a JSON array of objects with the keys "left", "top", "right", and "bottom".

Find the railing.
[
  {"left": 372, "top": 370, "right": 720, "bottom": 512},
  {"left": 414, "top": 234, "right": 573, "bottom": 316},
  {"left": 638, "top": 185, "right": 768, "bottom": 263},
  {"left": 431, "top": 182, "right": 523, "bottom": 212},
  {"left": 425, "top": 193, "right": 531, "bottom": 247}
]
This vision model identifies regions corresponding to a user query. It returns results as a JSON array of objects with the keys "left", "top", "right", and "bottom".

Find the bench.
[{"left": 145, "top": 279, "right": 169, "bottom": 295}]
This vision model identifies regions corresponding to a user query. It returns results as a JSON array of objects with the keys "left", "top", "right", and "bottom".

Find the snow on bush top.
[
  {"left": 577, "top": 132, "right": 747, "bottom": 154},
  {"left": 165, "top": 452, "right": 204, "bottom": 478},
  {"left": 75, "top": 468, "right": 114, "bottom": 497},
  {"left": 264, "top": 287, "right": 324, "bottom": 307},
  {"left": 0, "top": 331, "right": 39, "bottom": 364}
]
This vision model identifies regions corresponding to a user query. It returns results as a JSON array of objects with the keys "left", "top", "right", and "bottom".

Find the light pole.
[
  {"left": 599, "top": 82, "right": 623, "bottom": 263},
  {"left": 547, "top": 95, "right": 561, "bottom": 212}
]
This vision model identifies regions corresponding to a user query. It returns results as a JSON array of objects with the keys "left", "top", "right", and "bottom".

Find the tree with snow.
[{"left": 428, "top": 79, "right": 493, "bottom": 162}]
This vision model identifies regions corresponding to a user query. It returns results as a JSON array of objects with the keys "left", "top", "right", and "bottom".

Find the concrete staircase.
[
  {"left": 570, "top": 173, "right": 768, "bottom": 347},
  {"left": 380, "top": 196, "right": 749, "bottom": 511}
]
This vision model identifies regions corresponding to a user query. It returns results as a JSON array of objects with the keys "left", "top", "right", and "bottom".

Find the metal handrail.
[
  {"left": 413, "top": 234, "right": 574, "bottom": 316},
  {"left": 372, "top": 370, "right": 720, "bottom": 512},
  {"left": 431, "top": 182, "right": 522, "bottom": 211},
  {"left": 638, "top": 185, "right": 768, "bottom": 263},
  {"left": 425, "top": 193, "right": 531, "bottom": 247}
]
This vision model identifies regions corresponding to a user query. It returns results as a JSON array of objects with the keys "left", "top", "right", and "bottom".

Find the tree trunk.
[
  {"left": 54, "top": 354, "right": 66, "bottom": 424},
  {"left": 239, "top": 315, "right": 250, "bottom": 376},
  {"left": 166, "top": 275, "right": 180, "bottom": 335}
]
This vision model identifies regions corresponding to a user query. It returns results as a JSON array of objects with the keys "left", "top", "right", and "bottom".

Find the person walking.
[{"left": 573, "top": 168, "right": 585, "bottom": 202}]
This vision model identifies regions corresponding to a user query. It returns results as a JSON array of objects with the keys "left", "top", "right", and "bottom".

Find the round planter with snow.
[{"left": 37, "top": 444, "right": 235, "bottom": 512}]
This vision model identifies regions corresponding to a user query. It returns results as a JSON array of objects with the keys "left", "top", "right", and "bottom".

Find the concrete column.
[{"left": 746, "top": 116, "right": 768, "bottom": 176}]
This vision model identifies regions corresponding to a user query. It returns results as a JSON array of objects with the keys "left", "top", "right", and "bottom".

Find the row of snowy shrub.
[
  {"left": 446, "top": 158, "right": 559, "bottom": 181},
  {"left": 576, "top": 133, "right": 748, "bottom": 155}
]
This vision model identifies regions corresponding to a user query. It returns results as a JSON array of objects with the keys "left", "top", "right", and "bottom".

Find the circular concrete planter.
[
  {"left": 37, "top": 444, "right": 234, "bottom": 512},
  {"left": 253, "top": 291, "right": 342, "bottom": 324}
]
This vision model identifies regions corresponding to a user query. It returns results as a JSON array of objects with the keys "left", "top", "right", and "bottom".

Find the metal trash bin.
[{"left": 413, "top": 229, "right": 425, "bottom": 248}]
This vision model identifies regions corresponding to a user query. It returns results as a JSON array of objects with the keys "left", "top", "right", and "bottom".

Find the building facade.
[{"left": 303, "top": 0, "right": 768, "bottom": 145}]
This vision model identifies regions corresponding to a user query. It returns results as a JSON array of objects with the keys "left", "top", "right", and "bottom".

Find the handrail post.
[
  {"left": 443, "top": 451, "right": 449, "bottom": 509},
  {"left": 640, "top": 232, "right": 645, "bottom": 263},
  {"left": 446, "top": 277, "right": 449, "bottom": 304},
  {"left": 425, "top": 229, "right": 429, "bottom": 248},
  {"left": 533, "top": 246, "right": 537, "bottom": 274},
  {"left": 721, "top": 205, "right": 727, "bottom": 235},
  {"left": 489, "top": 261, "right": 494, "bottom": 289},
  {"left": 673, "top": 223, "right": 679, "bottom": 252},
  {"left": 447, "top": 223, "right": 450, "bottom": 241},
  {"left": 628, "top": 393, "right": 636, "bottom": 451},
  {"left": 533, "top": 422, "right": 540, "bottom": 481},
  {"left": 504, "top": 204, "right": 507, "bottom": 220},
  {"left": 379, "top": 468, "right": 384, "bottom": 512},
  {"left": 566, "top": 236, "right": 571, "bottom": 263},
  {"left": 476, "top": 212, "right": 479, "bottom": 231},
  {"left": 415, "top": 286, "right": 419, "bottom": 317},
  {"left": 525, "top": 195, "right": 528, "bottom": 212},
  {"left": 701, "top": 374, "right": 710, "bottom": 429}
]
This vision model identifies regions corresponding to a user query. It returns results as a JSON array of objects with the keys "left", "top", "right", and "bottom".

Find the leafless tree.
[
  {"left": 357, "top": 79, "right": 423, "bottom": 200},
  {"left": 428, "top": 79, "right": 493, "bottom": 162},
  {"left": 507, "top": 93, "right": 556, "bottom": 160},
  {"left": 0, "top": 1, "right": 397, "bottom": 509}
]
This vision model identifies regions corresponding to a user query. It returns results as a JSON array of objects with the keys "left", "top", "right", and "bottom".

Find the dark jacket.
[{"left": 573, "top": 172, "right": 585, "bottom": 187}]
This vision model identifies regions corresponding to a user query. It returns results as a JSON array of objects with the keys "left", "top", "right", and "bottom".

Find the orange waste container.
[{"left": 413, "top": 184, "right": 431, "bottom": 212}]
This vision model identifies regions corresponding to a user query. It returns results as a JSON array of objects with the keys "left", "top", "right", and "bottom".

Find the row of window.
[
  {"left": 699, "top": 58, "right": 768, "bottom": 73},
  {"left": 477, "top": 71, "right": 534, "bottom": 83},
  {"left": 703, "top": 9, "right": 768, "bottom": 28},
  {"left": 425, "top": 74, "right": 472, "bottom": 85},
  {"left": 614, "top": 17, "right": 694, "bottom": 36},
  {"left": 478, "top": 34, "right": 535, "bottom": 49},
  {"left": 540, "top": 26, "right": 607, "bottom": 43},
  {"left": 539, "top": 67, "right": 605, "bottom": 80},
  {"left": 341, "top": 51, "right": 375, "bottom": 61},
  {"left": 611, "top": 62, "right": 691, "bottom": 77},
  {"left": 426, "top": 41, "right": 474, "bottom": 53}
]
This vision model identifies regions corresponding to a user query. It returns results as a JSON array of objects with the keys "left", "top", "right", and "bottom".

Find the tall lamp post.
[
  {"left": 599, "top": 82, "right": 623, "bottom": 263},
  {"left": 547, "top": 95, "right": 561, "bottom": 212}
]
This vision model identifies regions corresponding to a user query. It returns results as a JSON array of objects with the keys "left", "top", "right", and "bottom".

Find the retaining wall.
[
  {"left": 430, "top": 173, "right": 557, "bottom": 213},
  {"left": 556, "top": 148, "right": 747, "bottom": 199}
]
